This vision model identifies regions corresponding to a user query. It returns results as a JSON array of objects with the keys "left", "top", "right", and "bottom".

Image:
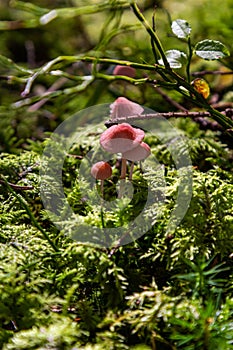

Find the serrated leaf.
[
  {"left": 159, "top": 50, "right": 187, "bottom": 69},
  {"left": 171, "top": 19, "right": 191, "bottom": 39},
  {"left": 195, "top": 40, "right": 230, "bottom": 60}
]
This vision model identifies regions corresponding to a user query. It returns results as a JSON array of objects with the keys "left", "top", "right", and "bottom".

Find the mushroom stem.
[
  {"left": 129, "top": 162, "right": 135, "bottom": 180},
  {"left": 100, "top": 206, "right": 105, "bottom": 228},
  {"left": 100, "top": 179, "right": 104, "bottom": 197},
  {"left": 91, "top": 161, "right": 112, "bottom": 197},
  {"left": 139, "top": 160, "right": 143, "bottom": 174},
  {"left": 118, "top": 179, "right": 125, "bottom": 199},
  {"left": 120, "top": 158, "right": 127, "bottom": 179}
]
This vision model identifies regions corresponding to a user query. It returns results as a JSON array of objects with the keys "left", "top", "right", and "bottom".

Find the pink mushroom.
[
  {"left": 113, "top": 65, "right": 136, "bottom": 78},
  {"left": 122, "top": 142, "right": 151, "bottom": 180},
  {"left": 100, "top": 122, "right": 144, "bottom": 154},
  {"left": 100, "top": 123, "right": 145, "bottom": 179},
  {"left": 110, "top": 97, "right": 144, "bottom": 121},
  {"left": 91, "top": 161, "right": 112, "bottom": 195}
]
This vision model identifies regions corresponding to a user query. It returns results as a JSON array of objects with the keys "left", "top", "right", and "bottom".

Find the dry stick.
[
  {"left": 28, "top": 63, "right": 89, "bottom": 111},
  {"left": 0, "top": 179, "right": 34, "bottom": 191},
  {"left": 106, "top": 109, "right": 233, "bottom": 132},
  {"left": 25, "top": 40, "right": 36, "bottom": 68},
  {"left": 28, "top": 77, "right": 68, "bottom": 111},
  {"left": 107, "top": 109, "right": 233, "bottom": 121},
  {"left": 107, "top": 111, "right": 214, "bottom": 123},
  {"left": 192, "top": 70, "right": 233, "bottom": 77},
  {"left": 153, "top": 86, "right": 188, "bottom": 112},
  {"left": 211, "top": 103, "right": 233, "bottom": 111}
]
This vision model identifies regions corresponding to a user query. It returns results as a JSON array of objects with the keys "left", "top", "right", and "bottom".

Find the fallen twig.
[
  {"left": 105, "top": 109, "right": 233, "bottom": 132},
  {"left": 192, "top": 70, "right": 233, "bottom": 77},
  {"left": 106, "top": 109, "right": 232, "bottom": 122},
  {"left": 0, "top": 179, "right": 34, "bottom": 190},
  {"left": 153, "top": 86, "right": 188, "bottom": 112}
]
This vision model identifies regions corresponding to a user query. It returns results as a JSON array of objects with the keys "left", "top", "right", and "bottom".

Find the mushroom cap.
[
  {"left": 91, "top": 161, "right": 112, "bottom": 180},
  {"left": 110, "top": 97, "right": 144, "bottom": 120},
  {"left": 122, "top": 142, "right": 151, "bottom": 161},
  {"left": 100, "top": 123, "right": 145, "bottom": 154},
  {"left": 113, "top": 65, "right": 136, "bottom": 78}
]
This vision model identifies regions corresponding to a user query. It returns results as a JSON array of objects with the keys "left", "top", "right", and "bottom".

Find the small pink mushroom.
[
  {"left": 122, "top": 142, "right": 151, "bottom": 180},
  {"left": 113, "top": 65, "right": 136, "bottom": 78},
  {"left": 100, "top": 122, "right": 144, "bottom": 154},
  {"left": 100, "top": 123, "right": 145, "bottom": 179},
  {"left": 91, "top": 161, "right": 112, "bottom": 195},
  {"left": 110, "top": 97, "right": 144, "bottom": 121}
]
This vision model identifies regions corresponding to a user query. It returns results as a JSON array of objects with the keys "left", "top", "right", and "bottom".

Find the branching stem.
[{"left": 130, "top": 2, "right": 170, "bottom": 69}]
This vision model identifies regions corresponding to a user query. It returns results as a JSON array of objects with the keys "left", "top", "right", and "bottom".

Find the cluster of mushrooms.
[{"left": 91, "top": 97, "right": 151, "bottom": 194}]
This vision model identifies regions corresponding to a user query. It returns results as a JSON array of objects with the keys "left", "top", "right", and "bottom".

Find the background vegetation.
[{"left": 0, "top": 0, "right": 233, "bottom": 349}]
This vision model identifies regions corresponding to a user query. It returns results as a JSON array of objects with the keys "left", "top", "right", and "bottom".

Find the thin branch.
[
  {"left": 130, "top": 2, "right": 170, "bottom": 69},
  {"left": 192, "top": 70, "right": 233, "bottom": 77},
  {"left": 106, "top": 111, "right": 215, "bottom": 123},
  {"left": 151, "top": 8, "right": 158, "bottom": 63},
  {"left": 80, "top": 56, "right": 161, "bottom": 70},
  {"left": 105, "top": 109, "right": 233, "bottom": 132},
  {"left": 15, "top": 53, "right": 233, "bottom": 131},
  {"left": 0, "top": 179, "right": 34, "bottom": 190},
  {"left": 153, "top": 86, "right": 188, "bottom": 111},
  {"left": 28, "top": 77, "right": 68, "bottom": 111},
  {"left": 13, "top": 76, "right": 94, "bottom": 108},
  {"left": 20, "top": 55, "right": 161, "bottom": 96},
  {"left": 86, "top": 55, "right": 233, "bottom": 131},
  {"left": 163, "top": 69, "right": 233, "bottom": 130}
]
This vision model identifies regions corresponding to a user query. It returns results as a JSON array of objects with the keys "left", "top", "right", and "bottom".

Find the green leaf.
[
  {"left": 195, "top": 40, "right": 230, "bottom": 60},
  {"left": 171, "top": 19, "right": 191, "bottom": 39},
  {"left": 159, "top": 50, "right": 187, "bottom": 68}
]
